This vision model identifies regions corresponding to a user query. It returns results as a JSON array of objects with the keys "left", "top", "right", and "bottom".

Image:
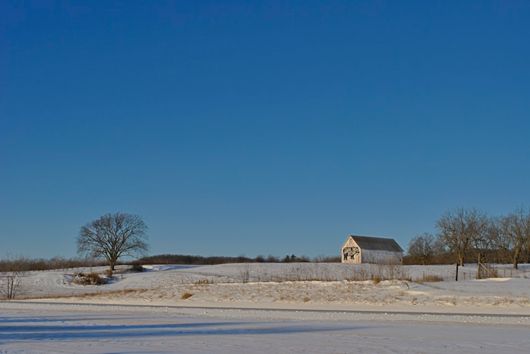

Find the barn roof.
[{"left": 348, "top": 235, "right": 403, "bottom": 252}]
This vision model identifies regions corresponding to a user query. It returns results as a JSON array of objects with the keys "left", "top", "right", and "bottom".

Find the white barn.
[{"left": 341, "top": 235, "right": 403, "bottom": 264}]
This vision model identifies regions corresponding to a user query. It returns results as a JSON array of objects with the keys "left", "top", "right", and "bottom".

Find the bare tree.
[
  {"left": 0, "top": 257, "right": 24, "bottom": 300},
  {"left": 436, "top": 208, "right": 487, "bottom": 267},
  {"left": 487, "top": 217, "right": 511, "bottom": 264},
  {"left": 496, "top": 208, "right": 530, "bottom": 269},
  {"left": 407, "top": 233, "right": 436, "bottom": 265},
  {"left": 470, "top": 215, "right": 497, "bottom": 278},
  {"left": 469, "top": 213, "right": 491, "bottom": 265},
  {"left": 77, "top": 213, "right": 148, "bottom": 274},
  {"left": 1, "top": 272, "right": 22, "bottom": 299}
]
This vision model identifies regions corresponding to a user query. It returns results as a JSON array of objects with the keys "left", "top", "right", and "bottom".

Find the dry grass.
[
  {"left": 418, "top": 274, "right": 444, "bottom": 283},
  {"left": 234, "top": 263, "right": 411, "bottom": 283},
  {"left": 181, "top": 292, "right": 193, "bottom": 300},
  {"left": 372, "top": 275, "right": 381, "bottom": 284},
  {"left": 18, "top": 288, "right": 148, "bottom": 300}
]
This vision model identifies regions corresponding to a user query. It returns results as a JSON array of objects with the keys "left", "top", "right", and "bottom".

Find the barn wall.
[{"left": 361, "top": 250, "right": 402, "bottom": 264}]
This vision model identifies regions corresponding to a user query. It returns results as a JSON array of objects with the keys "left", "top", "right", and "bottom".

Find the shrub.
[
  {"left": 130, "top": 263, "right": 145, "bottom": 272},
  {"left": 372, "top": 275, "right": 381, "bottom": 284},
  {"left": 239, "top": 265, "right": 250, "bottom": 283},
  {"left": 0, "top": 272, "right": 22, "bottom": 300},
  {"left": 73, "top": 272, "right": 106, "bottom": 285}
]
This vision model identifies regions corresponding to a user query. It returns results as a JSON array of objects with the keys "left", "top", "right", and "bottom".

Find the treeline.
[
  {"left": 0, "top": 254, "right": 341, "bottom": 272},
  {"left": 0, "top": 257, "right": 106, "bottom": 272},
  {"left": 405, "top": 207, "right": 530, "bottom": 269},
  {"left": 137, "top": 254, "right": 341, "bottom": 265}
]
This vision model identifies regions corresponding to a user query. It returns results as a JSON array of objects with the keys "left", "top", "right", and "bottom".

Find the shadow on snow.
[{"left": 0, "top": 320, "right": 367, "bottom": 341}]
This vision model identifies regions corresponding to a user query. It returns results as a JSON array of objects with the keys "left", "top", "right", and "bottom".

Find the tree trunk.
[
  {"left": 458, "top": 254, "right": 464, "bottom": 267},
  {"left": 477, "top": 252, "right": 482, "bottom": 279},
  {"left": 109, "top": 258, "right": 117, "bottom": 272},
  {"left": 512, "top": 251, "right": 519, "bottom": 270}
]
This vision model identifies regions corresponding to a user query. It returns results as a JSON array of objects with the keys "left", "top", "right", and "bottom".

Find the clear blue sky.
[{"left": 1, "top": 1, "right": 529, "bottom": 259}]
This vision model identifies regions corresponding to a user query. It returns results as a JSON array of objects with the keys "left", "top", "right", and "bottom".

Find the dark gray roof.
[{"left": 348, "top": 235, "right": 403, "bottom": 253}]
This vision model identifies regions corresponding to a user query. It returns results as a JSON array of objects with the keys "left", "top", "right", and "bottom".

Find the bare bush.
[
  {"left": 0, "top": 272, "right": 22, "bottom": 299},
  {"left": 239, "top": 264, "right": 250, "bottom": 283},
  {"left": 0, "top": 257, "right": 25, "bottom": 300},
  {"left": 72, "top": 272, "right": 106, "bottom": 285},
  {"left": 129, "top": 263, "right": 145, "bottom": 273}
]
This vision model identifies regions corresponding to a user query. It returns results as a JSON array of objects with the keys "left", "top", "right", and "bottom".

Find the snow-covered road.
[{"left": 1, "top": 302, "right": 529, "bottom": 353}]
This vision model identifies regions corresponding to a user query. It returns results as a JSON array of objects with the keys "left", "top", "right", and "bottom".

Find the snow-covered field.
[
  {"left": 2, "top": 263, "right": 530, "bottom": 353},
  {"left": 5, "top": 263, "right": 530, "bottom": 314}
]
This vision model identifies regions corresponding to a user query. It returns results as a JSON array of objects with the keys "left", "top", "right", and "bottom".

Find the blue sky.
[{"left": 1, "top": 0, "right": 530, "bottom": 259}]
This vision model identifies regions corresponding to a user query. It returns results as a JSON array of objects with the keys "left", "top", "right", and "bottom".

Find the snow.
[
  {"left": 6, "top": 263, "right": 530, "bottom": 315},
  {"left": 1, "top": 302, "right": 530, "bottom": 353},
  {"left": 2, "top": 264, "right": 530, "bottom": 352}
]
